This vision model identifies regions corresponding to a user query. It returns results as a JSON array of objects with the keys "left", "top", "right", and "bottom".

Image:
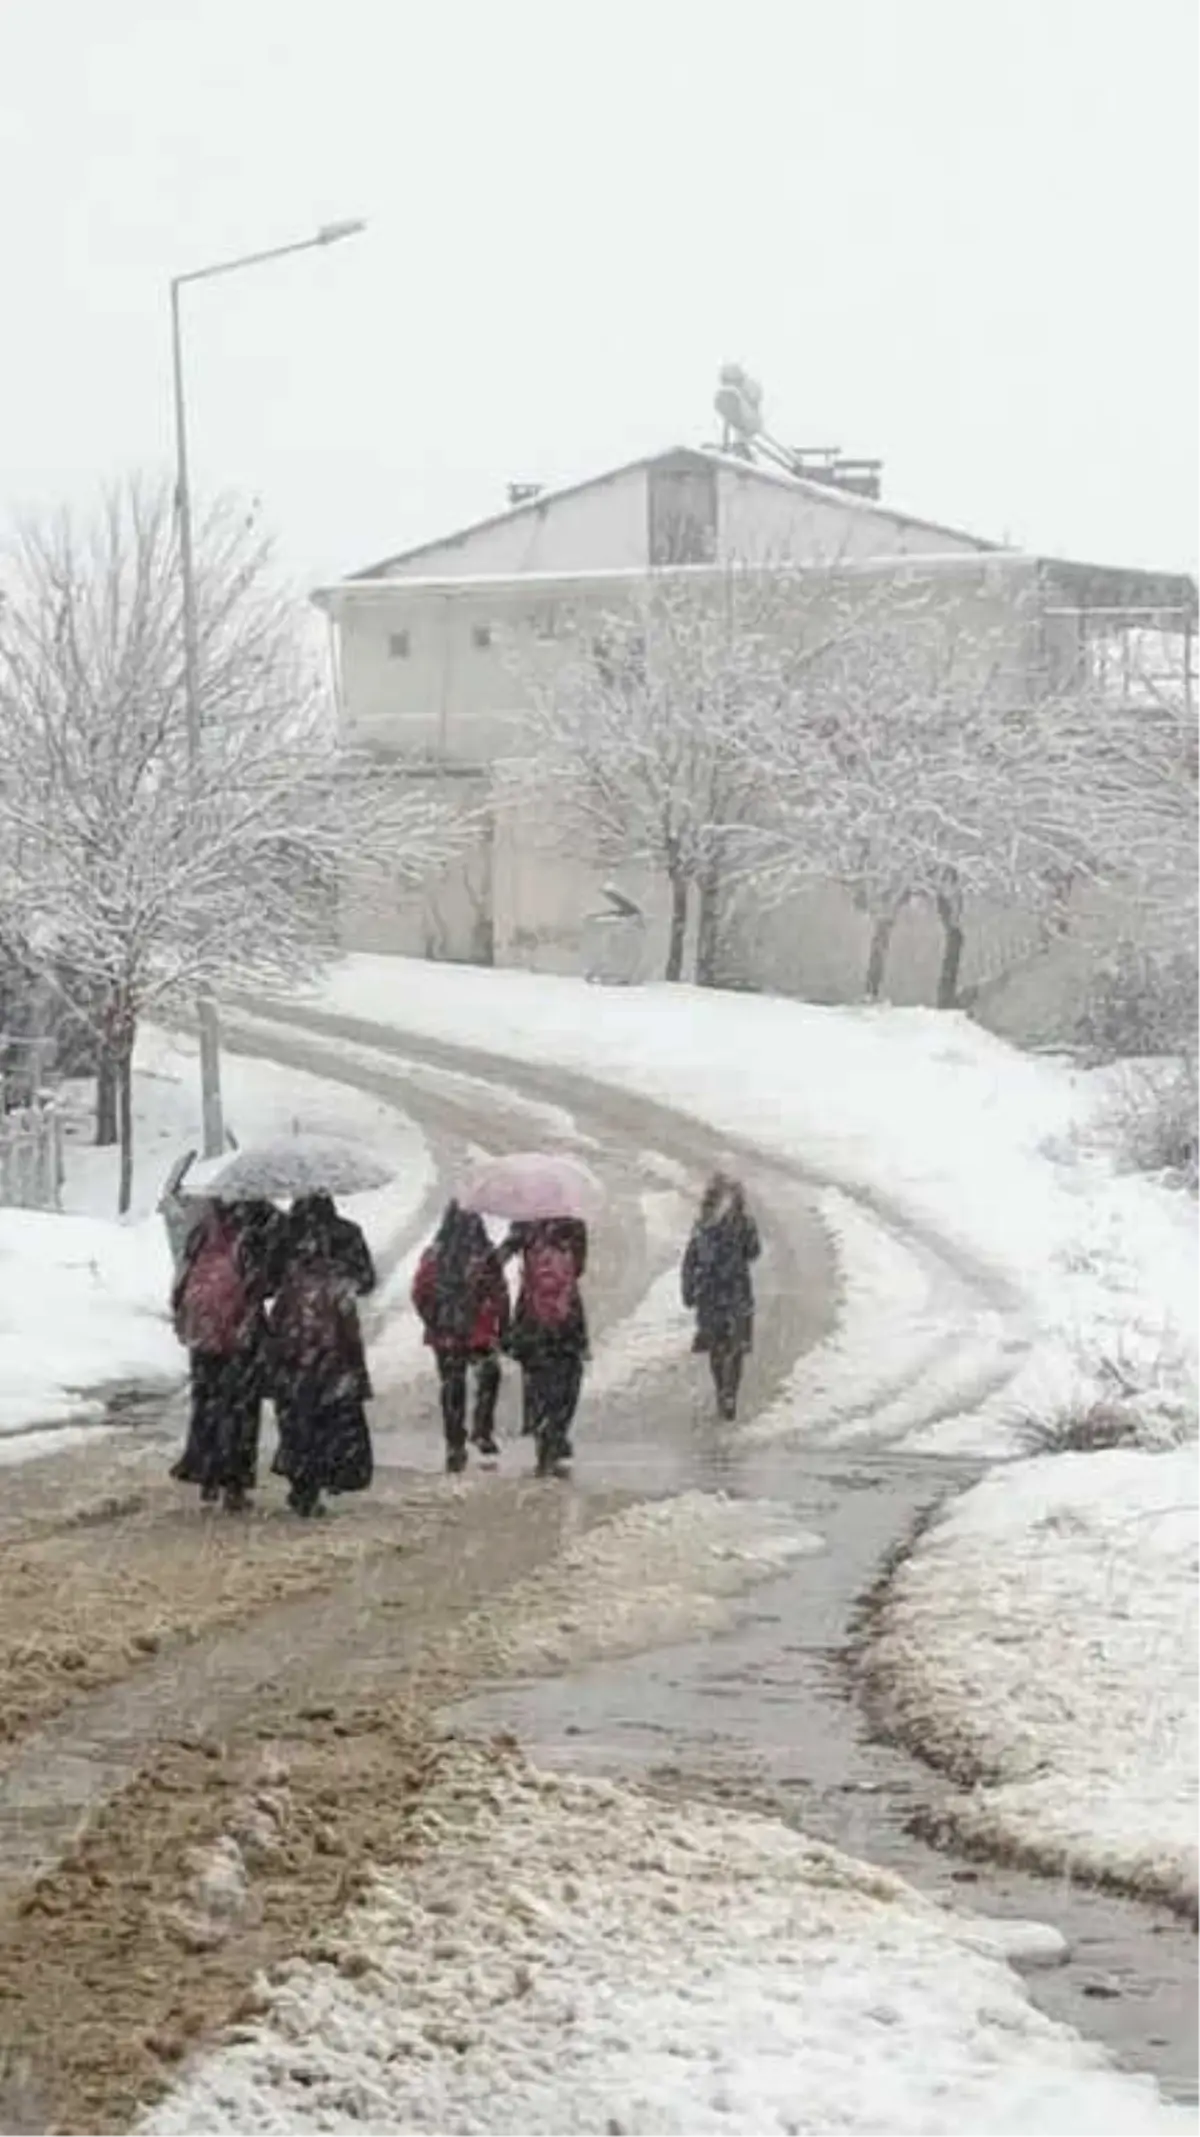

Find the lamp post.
[{"left": 169, "top": 220, "right": 366, "bottom": 1156}]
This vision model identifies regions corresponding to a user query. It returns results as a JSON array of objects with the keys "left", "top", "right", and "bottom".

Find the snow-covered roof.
[
  {"left": 345, "top": 445, "right": 1000, "bottom": 583},
  {"left": 315, "top": 549, "right": 1196, "bottom": 612}
]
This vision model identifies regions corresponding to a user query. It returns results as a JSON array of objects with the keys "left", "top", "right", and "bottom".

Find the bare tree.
[
  {"left": 0, "top": 480, "right": 458, "bottom": 1211},
  {"left": 513, "top": 566, "right": 813, "bottom": 983}
]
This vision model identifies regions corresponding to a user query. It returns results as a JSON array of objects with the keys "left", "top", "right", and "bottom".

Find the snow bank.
[
  {"left": 0, "top": 1025, "right": 431, "bottom": 1442},
  {"left": 443, "top": 1490, "right": 821, "bottom": 1680},
  {"left": 142, "top": 1740, "right": 1190, "bottom": 2136},
  {"left": 0, "top": 1206, "right": 179, "bottom": 1433},
  {"left": 308, "top": 958, "right": 1197, "bottom": 1454},
  {"left": 869, "top": 1443, "right": 1199, "bottom": 1913}
]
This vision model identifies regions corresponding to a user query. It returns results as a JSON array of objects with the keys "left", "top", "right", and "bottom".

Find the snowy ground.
[
  {"left": 869, "top": 1442, "right": 1199, "bottom": 1915},
  {"left": 0, "top": 1024, "right": 430, "bottom": 1441},
  {"left": 141, "top": 1739, "right": 1191, "bottom": 2137},
  {"left": 441, "top": 1489, "right": 822, "bottom": 1681},
  {"left": 308, "top": 957, "right": 1198, "bottom": 1456}
]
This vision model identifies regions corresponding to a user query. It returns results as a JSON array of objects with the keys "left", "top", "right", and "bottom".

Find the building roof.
[
  {"left": 316, "top": 549, "right": 1197, "bottom": 615},
  {"left": 347, "top": 444, "right": 1001, "bottom": 581}
]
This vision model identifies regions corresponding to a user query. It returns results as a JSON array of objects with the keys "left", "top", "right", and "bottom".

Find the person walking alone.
[
  {"left": 681, "top": 1173, "right": 760, "bottom": 1422},
  {"left": 412, "top": 1202, "right": 510, "bottom": 1473}
]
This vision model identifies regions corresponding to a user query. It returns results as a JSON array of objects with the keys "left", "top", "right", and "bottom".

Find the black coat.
[{"left": 681, "top": 1208, "right": 761, "bottom": 1353}]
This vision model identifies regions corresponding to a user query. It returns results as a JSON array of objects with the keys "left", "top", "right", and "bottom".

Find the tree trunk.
[
  {"left": 865, "top": 912, "right": 896, "bottom": 1002},
  {"left": 95, "top": 1041, "right": 118, "bottom": 1147},
  {"left": 665, "top": 873, "right": 689, "bottom": 982},
  {"left": 934, "top": 888, "right": 966, "bottom": 1010},
  {"left": 117, "top": 1029, "right": 135, "bottom": 1217},
  {"left": 695, "top": 870, "right": 722, "bottom": 988}
]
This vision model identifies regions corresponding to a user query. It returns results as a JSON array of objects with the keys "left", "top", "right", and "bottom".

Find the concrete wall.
[
  {"left": 333, "top": 554, "right": 1040, "bottom": 771},
  {"left": 326, "top": 545, "right": 1186, "bottom": 1044}
]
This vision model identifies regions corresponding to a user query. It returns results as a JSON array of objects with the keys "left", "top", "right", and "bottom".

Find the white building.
[{"left": 314, "top": 445, "right": 1196, "bottom": 1033}]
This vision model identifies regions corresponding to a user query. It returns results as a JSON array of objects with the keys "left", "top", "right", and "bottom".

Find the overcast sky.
[{"left": 1, "top": 0, "right": 1195, "bottom": 589}]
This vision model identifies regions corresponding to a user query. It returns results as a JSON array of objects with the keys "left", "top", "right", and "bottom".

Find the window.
[
  {"left": 471, "top": 621, "right": 492, "bottom": 651},
  {"left": 388, "top": 630, "right": 410, "bottom": 659}
]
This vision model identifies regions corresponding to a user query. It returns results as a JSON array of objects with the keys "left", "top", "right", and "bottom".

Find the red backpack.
[
  {"left": 523, "top": 1238, "right": 577, "bottom": 1331},
  {"left": 177, "top": 1224, "right": 250, "bottom": 1356}
]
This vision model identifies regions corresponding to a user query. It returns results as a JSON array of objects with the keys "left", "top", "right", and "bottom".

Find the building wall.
[
  {"left": 326, "top": 540, "right": 1187, "bottom": 1043},
  {"left": 333, "top": 553, "right": 1039, "bottom": 771}
]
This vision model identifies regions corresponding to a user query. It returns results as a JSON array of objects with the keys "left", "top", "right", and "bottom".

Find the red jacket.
[{"left": 412, "top": 1245, "right": 510, "bottom": 1354}]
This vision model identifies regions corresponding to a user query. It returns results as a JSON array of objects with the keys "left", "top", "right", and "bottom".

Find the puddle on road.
[{"left": 447, "top": 1445, "right": 1199, "bottom": 2107}]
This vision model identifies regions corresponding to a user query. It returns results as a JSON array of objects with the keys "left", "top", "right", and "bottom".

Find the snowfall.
[
  {"left": 3, "top": 956, "right": 1195, "bottom": 2131},
  {"left": 0, "top": 1020, "right": 433, "bottom": 1456}
]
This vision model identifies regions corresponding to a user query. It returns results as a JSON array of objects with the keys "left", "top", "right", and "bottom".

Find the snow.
[
  {"left": 0, "top": 1024, "right": 431, "bottom": 1443},
  {"left": 584, "top": 1191, "right": 693, "bottom": 1402},
  {"left": 443, "top": 1490, "right": 823, "bottom": 1680},
  {"left": 307, "top": 959, "right": 1198, "bottom": 1456},
  {"left": 142, "top": 1741, "right": 1191, "bottom": 2137},
  {"left": 870, "top": 1442, "right": 1199, "bottom": 1913}
]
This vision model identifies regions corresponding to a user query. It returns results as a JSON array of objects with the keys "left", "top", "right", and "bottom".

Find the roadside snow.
[
  {"left": 0, "top": 1207, "right": 179, "bottom": 1433},
  {"left": 0, "top": 1025, "right": 431, "bottom": 1443},
  {"left": 868, "top": 1443, "right": 1199, "bottom": 1913},
  {"left": 305, "top": 958, "right": 1197, "bottom": 1455},
  {"left": 142, "top": 1740, "right": 1190, "bottom": 2137}
]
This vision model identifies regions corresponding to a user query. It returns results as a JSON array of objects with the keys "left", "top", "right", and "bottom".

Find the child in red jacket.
[{"left": 413, "top": 1202, "right": 511, "bottom": 1472}]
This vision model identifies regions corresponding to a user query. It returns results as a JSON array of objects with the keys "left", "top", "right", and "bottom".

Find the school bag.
[
  {"left": 523, "top": 1237, "right": 578, "bottom": 1332},
  {"left": 177, "top": 1226, "right": 250, "bottom": 1356}
]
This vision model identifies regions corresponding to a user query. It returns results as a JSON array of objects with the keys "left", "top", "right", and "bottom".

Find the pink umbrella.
[{"left": 458, "top": 1151, "right": 603, "bottom": 1222}]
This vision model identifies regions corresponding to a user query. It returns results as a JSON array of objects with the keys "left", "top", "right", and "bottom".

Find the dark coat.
[
  {"left": 412, "top": 1242, "right": 510, "bottom": 1354},
  {"left": 681, "top": 1207, "right": 761, "bottom": 1354},
  {"left": 268, "top": 1199, "right": 376, "bottom": 1406}
]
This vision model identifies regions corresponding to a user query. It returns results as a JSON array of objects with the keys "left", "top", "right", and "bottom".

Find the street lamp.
[{"left": 169, "top": 219, "right": 366, "bottom": 1157}]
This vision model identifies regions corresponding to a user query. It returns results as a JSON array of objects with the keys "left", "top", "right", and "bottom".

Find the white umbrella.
[
  {"left": 459, "top": 1151, "right": 603, "bottom": 1221},
  {"left": 188, "top": 1133, "right": 395, "bottom": 1201}
]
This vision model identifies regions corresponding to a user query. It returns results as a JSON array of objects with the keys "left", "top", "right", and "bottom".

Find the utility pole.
[{"left": 168, "top": 221, "right": 366, "bottom": 1156}]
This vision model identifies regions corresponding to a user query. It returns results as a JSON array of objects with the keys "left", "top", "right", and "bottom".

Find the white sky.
[{"left": 1, "top": 0, "right": 1196, "bottom": 589}]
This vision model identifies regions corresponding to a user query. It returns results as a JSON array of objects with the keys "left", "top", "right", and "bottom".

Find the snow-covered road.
[{"left": 1, "top": 973, "right": 1193, "bottom": 2130}]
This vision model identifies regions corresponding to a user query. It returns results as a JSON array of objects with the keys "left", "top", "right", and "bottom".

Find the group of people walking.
[
  {"left": 412, "top": 1207, "right": 589, "bottom": 1477},
  {"left": 170, "top": 1167, "right": 760, "bottom": 1505},
  {"left": 412, "top": 1171, "right": 759, "bottom": 1475},
  {"left": 171, "top": 1190, "right": 376, "bottom": 1517}
]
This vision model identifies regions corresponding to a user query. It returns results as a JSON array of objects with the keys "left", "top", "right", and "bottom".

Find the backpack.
[
  {"left": 523, "top": 1238, "right": 577, "bottom": 1332},
  {"left": 178, "top": 1228, "right": 250, "bottom": 1356},
  {"left": 430, "top": 1250, "right": 478, "bottom": 1346}
]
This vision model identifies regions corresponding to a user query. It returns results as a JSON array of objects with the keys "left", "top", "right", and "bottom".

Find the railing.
[{"left": 0, "top": 1096, "right": 64, "bottom": 1210}]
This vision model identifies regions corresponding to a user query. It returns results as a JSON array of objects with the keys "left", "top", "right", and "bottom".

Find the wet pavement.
[{"left": 447, "top": 1441, "right": 1199, "bottom": 2106}]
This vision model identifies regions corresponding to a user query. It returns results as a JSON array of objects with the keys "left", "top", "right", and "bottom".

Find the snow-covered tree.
[
  {"left": 744, "top": 586, "right": 1195, "bottom": 1007},
  {"left": 514, "top": 565, "right": 827, "bottom": 982},
  {"left": 0, "top": 480, "right": 459, "bottom": 1210}
]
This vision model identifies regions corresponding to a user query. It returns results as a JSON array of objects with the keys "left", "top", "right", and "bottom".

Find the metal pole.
[{"left": 170, "top": 276, "right": 225, "bottom": 1158}]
